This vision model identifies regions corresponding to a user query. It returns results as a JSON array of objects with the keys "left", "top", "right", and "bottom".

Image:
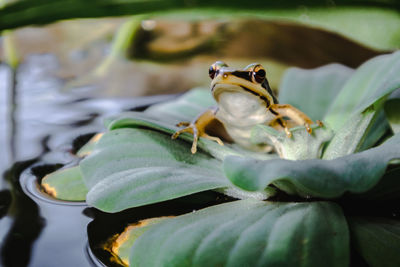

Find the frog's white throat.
[{"left": 213, "top": 84, "right": 273, "bottom": 127}]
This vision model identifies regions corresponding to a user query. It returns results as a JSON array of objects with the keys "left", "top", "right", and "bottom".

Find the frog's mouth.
[{"left": 212, "top": 83, "right": 255, "bottom": 101}]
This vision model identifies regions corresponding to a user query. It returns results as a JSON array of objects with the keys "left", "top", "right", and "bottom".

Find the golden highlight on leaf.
[
  {"left": 92, "top": 133, "right": 104, "bottom": 143},
  {"left": 40, "top": 166, "right": 87, "bottom": 201},
  {"left": 103, "top": 233, "right": 128, "bottom": 266},
  {"left": 77, "top": 133, "right": 104, "bottom": 157},
  {"left": 41, "top": 182, "right": 57, "bottom": 198},
  {"left": 103, "top": 217, "right": 173, "bottom": 266}
]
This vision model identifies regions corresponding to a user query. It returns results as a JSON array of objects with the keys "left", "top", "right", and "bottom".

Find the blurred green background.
[{"left": 1, "top": 0, "right": 400, "bottom": 98}]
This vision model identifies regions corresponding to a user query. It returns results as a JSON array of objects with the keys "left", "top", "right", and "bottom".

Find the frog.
[{"left": 172, "top": 61, "right": 322, "bottom": 153}]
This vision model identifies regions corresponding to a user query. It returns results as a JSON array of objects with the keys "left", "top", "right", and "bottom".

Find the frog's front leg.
[
  {"left": 172, "top": 107, "right": 223, "bottom": 154},
  {"left": 269, "top": 104, "right": 323, "bottom": 134}
]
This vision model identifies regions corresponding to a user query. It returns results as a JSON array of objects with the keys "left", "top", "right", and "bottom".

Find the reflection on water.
[
  {"left": 0, "top": 190, "right": 11, "bottom": 219},
  {"left": 0, "top": 54, "right": 176, "bottom": 266},
  {"left": 1, "top": 160, "right": 44, "bottom": 267},
  {"left": 0, "top": 64, "right": 12, "bottom": 175}
]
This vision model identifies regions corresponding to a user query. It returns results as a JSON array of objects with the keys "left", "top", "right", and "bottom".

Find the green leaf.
[
  {"left": 278, "top": 64, "right": 353, "bottom": 121},
  {"left": 323, "top": 105, "right": 378, "bottom": 159},
  {"left": 323, "top": 102, "right": 390, "bottom": 159},
  {"left": 83, "top": 111, "right": 275, "bottom": 212},
  {"left": 322, "top": 51, "right": 400, "bottom": 158},
  {"left": 81, "top": 128, "right": 229, "bottom": 212},
  {"left": 251, "top": 124, "right": 333, "bottom": 160},
  {"left": 41, "top": 166, "right": 87, "bottom": 201},
  {"left": 76, "top": 133, "right": 104, "bottom": 157},
  {"left": 224, "top": 133, "right": 400, "bottom": 198},
  {"left": 356, "top": 109, "right": 390, "bottom": 152},
  {"left": 130, "top": 200, "right": 349, "bottom": 267},
  {"left": 385, "top": 98, "right": 400, "bottom": 134},
  {"left": 349, "top": 217, "right": 400, "bottom": 267},
  {"left": 113, "top": 217, "right": 170, "bottom": 266},
  {"left": 325, "top": 51, "right": 400, "bottom": 131}
]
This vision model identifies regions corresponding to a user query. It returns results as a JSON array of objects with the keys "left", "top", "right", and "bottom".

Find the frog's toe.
[
  {"left": 172, "top": 127, "right": 192, "bottom": 139},
  {"left": 191, "top": 144, "right": 198, "bottom": 154},
  {"left": 171, "top": 131, "right": 181, "bottom": 139},
  {"left": 176, "top": 121, "right": 190, "bottom": 127},
  {"left": 284, "top": 127, "right": 292, "bottom": 138},
  {"left": 316, "top": 120, "right": 324, "bottom": 127},
  {"left": 191, "top": 129, "right": 199, "bottom": 154},
  {"left": 215, "top": 138, "right": 224, "bottom": 146},
  {"left": 172, "top": 124, "right": 201, "bottom": 154},
  {"left": 305, "top": 123, "right": 312, "bottom": 134},
  {"left": 203, "top": 134, "right": 224, "bottom": 146}
]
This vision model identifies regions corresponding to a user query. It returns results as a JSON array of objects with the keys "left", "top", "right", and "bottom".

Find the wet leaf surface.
[
  {"left": 224, "top": 133, "right": 400, "bottom": 198},
  {"left": 41, "top": 166, "right": 87, "bottom": 201},
  {"left": 130, "top": 200, "right": 349, "bottom": 267},
  {"left": 81, "top": 127, "right": 229, "bottom": 212}
]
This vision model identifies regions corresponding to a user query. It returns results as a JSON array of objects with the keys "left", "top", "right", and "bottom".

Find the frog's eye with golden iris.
[
  {"left": 209, "top": 61, "right": 228, "bottom": 79},
  {"left": 251, "top": 65, "right": 266, "bottom": 83}
]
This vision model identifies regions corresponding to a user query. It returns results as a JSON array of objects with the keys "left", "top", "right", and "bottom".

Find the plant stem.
[
  {"left": 3, "top": 31, "right": 19, "bottom": 70},
  {"left": 1, "top": 0, "right": 19, "bottom": 161},
  {"left": 94, "top": 16, "right": 142, "bottom": 76}
]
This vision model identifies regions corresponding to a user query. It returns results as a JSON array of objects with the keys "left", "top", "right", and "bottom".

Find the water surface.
[{"left": 0, "top": 54, "right": 174, "bottom": 267}]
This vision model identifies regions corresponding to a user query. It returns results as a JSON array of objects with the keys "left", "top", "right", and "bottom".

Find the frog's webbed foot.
[
  {"left": 172, "top": 108, "right": 222, "bottom": 154},
  {"left": 172, "top": 124, "right": 224, "bottom": 154},
  {"left": 172, "top": 124, "right": 199, "bottom": 154},
  {"left": 270, "top": 104, "right": 324, "bottom": 136}
]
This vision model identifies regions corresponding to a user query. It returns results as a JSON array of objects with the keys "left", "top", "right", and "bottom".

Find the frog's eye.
[
  {"left": 251, "top": 65, "right": 266, "bottom": 83},
  {"left": 209, "top": 65, "right": 217, "bottom": 79},
  {"left": 209, "top": 61, "right": 228, "bottom": 79}
]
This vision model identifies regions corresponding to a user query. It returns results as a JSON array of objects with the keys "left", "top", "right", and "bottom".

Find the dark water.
[{"left": 0, "top": 54, "right": 176, "bottom": 267}]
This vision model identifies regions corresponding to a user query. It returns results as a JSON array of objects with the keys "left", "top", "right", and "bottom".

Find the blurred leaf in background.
[
  {"left": 1, "top": 1, "right": 400, "bottom": 49},
  {"left": 1, "top": 1, "right": 399, "bottom": 97}
]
